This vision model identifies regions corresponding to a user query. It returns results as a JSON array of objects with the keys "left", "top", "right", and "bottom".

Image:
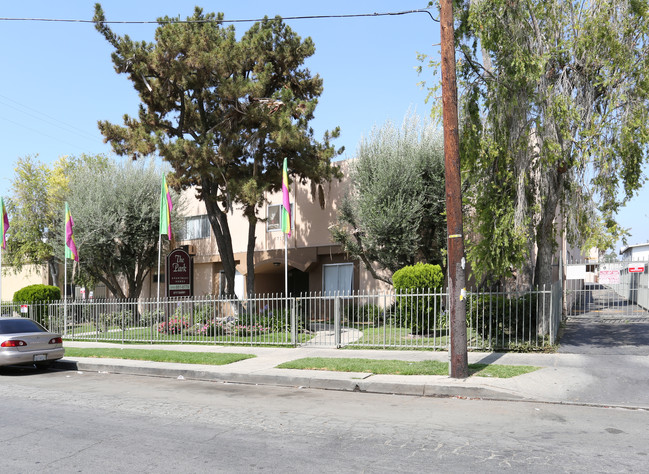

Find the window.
[
  {"left": 267, "top": 203, "right": 293, "bottom": 232},
  {"left": 180, "top": 215, "right": 210, "bottom": 240},
  {"left": 323, "top": 263, "right": 354, "bottom": 296}
]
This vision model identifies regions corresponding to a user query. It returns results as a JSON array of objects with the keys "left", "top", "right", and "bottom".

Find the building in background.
[{"left": 140, "top": 160, "right": 392, "bottom": 299}]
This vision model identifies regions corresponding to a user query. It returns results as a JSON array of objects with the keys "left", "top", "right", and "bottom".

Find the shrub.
[
  {"left": 158, "top": 317, "right": 190, "bottom": 335},
  {"left": 199, "top": 319, "right": 226, "bottom": 337},
  {"left": 14, "top": 284, "right": 61, "bottom": 303},
  {"left": 233, "top": 324, "right": 270, "bottom": 337},
  {"left": 240, "top": 305, "right": 299, "bottom": 333},
  {"left": 392, "top": 263, "right": 444, "bottom": 291},
  {"left": 192, "top": 303, "right": 217, "bottom": 324},
  {"left": 99, "top": 310, "right": 134, "bottom": 332},
  {"left": 13, "top": 284, "right": 61, "bottom": 326},
  {"left": 347, "top": 303, "right": 385, "bottom": 327},
  {"left": 466, "top": 292, "right": 538, "bottom": 345},
  {"left": 392, "top": 263, "right": 445, "bottom": 334}
]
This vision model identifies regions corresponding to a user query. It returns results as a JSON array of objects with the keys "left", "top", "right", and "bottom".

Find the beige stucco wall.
[
  {"left": 1, "top": 264, "right": 49, "bottom": 301},
  {"left": 172, "top": 160, "right": 389, "bottom": 297}
]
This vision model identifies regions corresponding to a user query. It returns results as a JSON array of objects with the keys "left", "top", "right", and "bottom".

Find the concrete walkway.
[{"left": 53, "top": 341, "right": 649, "bottom": 410}]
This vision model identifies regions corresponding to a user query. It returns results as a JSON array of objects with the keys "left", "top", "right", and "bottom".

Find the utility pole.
[{"left": 440, "top": 0, "right": 468, "bottom": 378}]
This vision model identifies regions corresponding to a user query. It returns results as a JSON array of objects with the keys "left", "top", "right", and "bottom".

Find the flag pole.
[
  {"left": 284, "top": 233, "right": 288, "bottom": 298},
  {"left": 64, "top": 202, "right": 67, "bottom": 335},
  {"left": 158, "top": 173, "right": 173, "bottom": 339},
  {"left": 156, "top": 234, "right": 162, "bottom": 314},
  {"left": 64, "top": 253, "right": 67, "bottom": 335},
  {"left": 0, "top": 245, "right": 3, "bottom": 309},
  {"left": 0, "top": 197, "right": 9, "bottom": 311}
]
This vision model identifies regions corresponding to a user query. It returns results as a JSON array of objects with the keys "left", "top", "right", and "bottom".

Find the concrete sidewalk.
[{"left": 54, "top": 341, "right": 649, "bottom": 409}]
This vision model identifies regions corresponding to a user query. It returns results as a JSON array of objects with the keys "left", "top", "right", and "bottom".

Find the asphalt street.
[{"left": 2, "top": 369, "right": 647, "bottom": 473}]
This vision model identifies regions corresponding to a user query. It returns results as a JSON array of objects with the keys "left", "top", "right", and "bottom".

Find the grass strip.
[
  {"left": 64, "top": 348, "right": 255, "bottom": 366},
  {"left": 277, "top": 357, "right": 538, "bottom": 378}
]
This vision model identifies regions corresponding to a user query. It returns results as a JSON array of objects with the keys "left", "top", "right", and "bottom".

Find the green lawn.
[
  {"left": 65, "top": 326, "right": 312, "bottom": 346},
  {"left": 64, "top": 347, "right": 255, "bottom": 365},
  {"left": 277, "top": 357, "right": 539, "bottom": 378}
]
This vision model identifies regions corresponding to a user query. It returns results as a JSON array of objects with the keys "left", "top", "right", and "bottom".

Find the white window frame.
[
  {"left": 267, "top": 203, "right": 294, "bottom": 232},
  {"left": 322, "top": 263, "right": 354, "bottom": 296},
  {"left": 181, "top": 215, "right": 210, "bottom": 240}
]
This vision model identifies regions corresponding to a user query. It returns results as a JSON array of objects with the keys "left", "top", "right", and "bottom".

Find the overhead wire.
[
  {"left": 0, "top": 9, "right": 439, "bottom": 24},
  {"left": 0, "top": 7, "right": 438, "bottom": 155}
]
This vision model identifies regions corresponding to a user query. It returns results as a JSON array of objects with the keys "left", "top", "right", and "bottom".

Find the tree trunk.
[
  {"left": 533, "top": 182, "right": 561, "bottom": 337},
  {"left": 245, "top": 210, "right": 257, "bottom": 299},
  {"left": 95, "top": 272, "right": 127, "bottom": 300},
  {"left": 204, "top": 197, "right": 237, "bottom": 297},
  {"left": 48, "top": 258, "right": 59, "bottom": 288}
]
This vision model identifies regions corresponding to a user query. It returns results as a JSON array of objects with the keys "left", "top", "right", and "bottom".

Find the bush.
[
  {"left": 158, "top": 316, "right": 190, "bottom": 335},
  {"left": 198, "top": 319, "right": 226, "bottom": 337},
  {"left": 99, "top": 310, "right": 134, "bottom": 332},
  {"left": 241, "top": 305, "right": 299, "bottom": 333},
  {"left": 13, "top": 284, "right": 61, "bottom": 326},
  {"left": 392, "top": 263, "right": 444, "bottom": 290},
  {"left": 345, "top": 303, "right": 385, "bottom": 327},
  {"left": 392, "top": 263, "right": 445, "bottom": 334},
  {"left": 233, "top": 324, "right": 270, "bottom": 337},
  {"left": 466, "top": 292, "right": 538, "bottom": 344},
  {"left": 14, "top": 284, "right": 61, "bottom": 303}
]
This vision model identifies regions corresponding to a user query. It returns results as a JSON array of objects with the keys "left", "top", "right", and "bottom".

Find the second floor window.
[
  {"left": 267, "top": 203, "right": 293, "bottom": 232},
  {"left": 180, "top": 215, "right": 210, "bottom": 240}
]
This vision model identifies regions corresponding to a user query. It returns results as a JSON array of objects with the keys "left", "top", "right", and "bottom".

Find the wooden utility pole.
[{"left": 440, "top": 0, "right": 469, "bottom": 378}]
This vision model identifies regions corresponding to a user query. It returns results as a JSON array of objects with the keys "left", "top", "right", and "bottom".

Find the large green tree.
[
  {"left": 330, "top": 115, "right": 446, "bottom": 284},
  {"left": 5, "top": 155, "right": 107, "bottom": 287},
  {"left": 454, "top": 0, "right": 649, "bottom": 288},
  {"left": 67, "top": 160, "right": 179, "bottom": 299},
  {"left": 93, "top": 5, "right": 341, "bottom": 297}
]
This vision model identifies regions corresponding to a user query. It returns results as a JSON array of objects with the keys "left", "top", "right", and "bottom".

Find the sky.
[{"left": 1, "top": 1, "right": 647, "bottom": 253}]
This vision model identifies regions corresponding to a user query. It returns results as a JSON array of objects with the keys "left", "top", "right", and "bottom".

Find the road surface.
[{"left": 1, "top": 366, "right": 647, "bottom": 473}]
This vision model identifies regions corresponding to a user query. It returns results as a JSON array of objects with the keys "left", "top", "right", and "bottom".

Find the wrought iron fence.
[{"left": 2, "top": 286, "right": 559, "bottom": 350}]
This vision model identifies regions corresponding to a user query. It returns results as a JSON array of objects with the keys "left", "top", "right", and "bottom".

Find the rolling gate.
[{"left": 565, "top": 261, "right": 649, "bottom": 323}]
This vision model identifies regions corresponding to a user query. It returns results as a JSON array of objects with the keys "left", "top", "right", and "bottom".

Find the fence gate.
[{"left": 565, "top": 260, "right": 649, "bottom": 323}]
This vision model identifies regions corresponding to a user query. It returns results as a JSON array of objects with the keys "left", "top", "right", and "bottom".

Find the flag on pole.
[
  {"left": 65, "top": 202, "right": 78, "bottom": 262},
  {"left": 281, "top": 158, "right": 291, "bottom": 237},
  {"left": 159, "top": 173, "right": 173, "bottom": 240},
  {"left": 0, "top": 197, "right": 8, "bottom": 250}
]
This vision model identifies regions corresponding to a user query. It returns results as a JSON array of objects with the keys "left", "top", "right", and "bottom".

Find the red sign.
[
  {"left": 166, "top": 248, "right": 193, "bottom": 297},
  {"left": 628, "top": 264, "right": 645, "bottom": 273}
]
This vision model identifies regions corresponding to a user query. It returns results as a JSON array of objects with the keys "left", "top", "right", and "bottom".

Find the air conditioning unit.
[{"left": 179, "top": 244, "right": 197, "bottom": 255}]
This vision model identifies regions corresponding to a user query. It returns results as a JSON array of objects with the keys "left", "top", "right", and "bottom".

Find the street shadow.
[
  {"left": 0, "top": 365, "right": 64, "bottom": 377},
  {"left": 472, "top": 352, "right": 506, "bottom": 365}
]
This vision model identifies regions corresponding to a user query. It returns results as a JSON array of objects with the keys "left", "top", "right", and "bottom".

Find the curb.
[{"left": 53, "top": 358, "right": 528, "bottom": 402}]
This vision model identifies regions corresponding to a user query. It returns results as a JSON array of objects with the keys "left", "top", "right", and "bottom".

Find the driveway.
[{"left": 559, "top": 283, "right": 649, "bottom": 355}]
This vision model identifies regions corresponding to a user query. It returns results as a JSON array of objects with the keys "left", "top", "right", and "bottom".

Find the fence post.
[
  {"left": 290, "top": 297, "right": 296, "bottom": 347},
  {"left": 334, "top": 293, "right": 341, "bottom": 348}
]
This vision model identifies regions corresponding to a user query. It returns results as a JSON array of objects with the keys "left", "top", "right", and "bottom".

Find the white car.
[{"left": 0, "top": 317, "right": 65, "bottom": 368}]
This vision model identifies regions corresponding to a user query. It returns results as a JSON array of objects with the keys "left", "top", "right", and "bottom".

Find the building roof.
[{"left": 620, "top": 242, "right": 649, "bottom": 255}]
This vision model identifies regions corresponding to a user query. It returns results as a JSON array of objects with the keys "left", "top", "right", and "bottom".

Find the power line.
[
  {"left": 0, "top": 9, "right": 439, "bottom": 25},
  {"left": 0, "top": 94, "right": 98, "bottom": 143}
]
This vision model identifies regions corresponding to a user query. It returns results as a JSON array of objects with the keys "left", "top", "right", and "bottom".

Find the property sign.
[
  {"left": 166, "top": 248, "right": 193, "bottom": 297},
  {"left": 628, "top": 264, "right": 645, "bottom": 273},
  {"left": 599, "top": 269, "right": 620, "bottom": 284}
]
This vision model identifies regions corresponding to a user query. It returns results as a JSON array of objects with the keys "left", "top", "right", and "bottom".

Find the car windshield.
[{"left": 0, "top": 319, "right": 47, "bottom": 334}]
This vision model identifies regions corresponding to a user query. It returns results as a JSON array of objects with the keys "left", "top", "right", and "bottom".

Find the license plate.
[{"left": 33, "top": 354, "right": 47, "bottom": 362}]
